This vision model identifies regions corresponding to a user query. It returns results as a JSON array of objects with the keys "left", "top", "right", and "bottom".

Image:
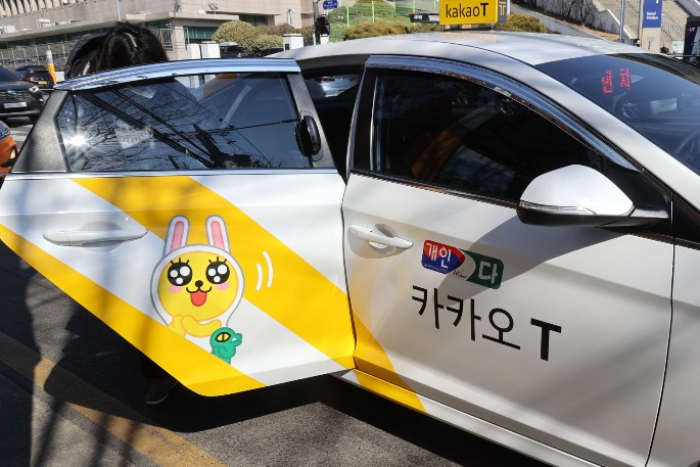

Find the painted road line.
[{"left": 0, "top": 330, "right": 228, "bottom": 467}]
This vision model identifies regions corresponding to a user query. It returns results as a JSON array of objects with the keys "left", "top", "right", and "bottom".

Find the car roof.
[
  {"left": 275, "top": 31, "right": 649, "bottom": 66},
  {"left": 55, "top": 58, "right": 301, "bottom": 91},
  {"left": 17, "top": 65, "right": 47, "bottom": 71}
]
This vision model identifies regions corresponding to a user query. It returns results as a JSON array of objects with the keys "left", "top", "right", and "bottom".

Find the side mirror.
[
  {"left": 517, "top": 165, "right": 665, "bottom": 227},
  {"left": 296, "top": 115, "right": 321, "bottom": 157}
]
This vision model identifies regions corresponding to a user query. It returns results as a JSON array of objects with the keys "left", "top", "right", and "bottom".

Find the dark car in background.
[
  {"left": 0, "top": 66, "right": 44, "bottom": 122},
  {"left": 219, "top": 43, "right": 259, "bottom": 58},
  {"left": 259, "top": 47, "right": 284, "bottom": 56},
  {"left": 14, "top": 64, "right": 54, "bottom": 91}
]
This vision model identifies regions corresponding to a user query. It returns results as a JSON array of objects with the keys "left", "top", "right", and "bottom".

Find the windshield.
[{"left": 537, "top": 53, "right": 700, "bottom": 176}]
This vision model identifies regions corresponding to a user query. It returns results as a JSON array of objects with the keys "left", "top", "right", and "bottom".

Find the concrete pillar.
[
  {"left": 172, "top": 26, "right": 188, "bottom": 60},
  {"left": 283, "top": 33, "right": 304, "bottom": 50}
]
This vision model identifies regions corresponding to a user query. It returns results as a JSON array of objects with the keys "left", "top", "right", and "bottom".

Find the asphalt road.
[{"left": 0, "top": 118, "right": 548, "bottom": 467}]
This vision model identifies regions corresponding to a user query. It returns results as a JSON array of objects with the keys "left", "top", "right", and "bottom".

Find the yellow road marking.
[{"left": 0, "top": 330, "right": 229, "bottom": 467}]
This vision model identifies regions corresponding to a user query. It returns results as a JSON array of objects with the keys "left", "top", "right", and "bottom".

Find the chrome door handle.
[
  {"left": 43, "top": 229, "right": 148, "bottom": 246},
  {"left": 350, "top": 225, "right": 413, "bottom": 249}
]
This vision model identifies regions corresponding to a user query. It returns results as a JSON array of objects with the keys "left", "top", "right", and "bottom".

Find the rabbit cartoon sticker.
[{"left": 151, "top": 215, "right": 244, "bottom": 362}]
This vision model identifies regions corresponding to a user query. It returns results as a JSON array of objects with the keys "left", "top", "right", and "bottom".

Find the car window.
[
  {"left": 304, "top": 73, "right": 360, "bottom": 99},
  {"left": 57, "top": 72, "right": 310, "bottom": 172},
  {"left": 0, "top": 67, "right": 18, "bottom": 82},
  {"left": 537, "top": 53, "right": 700, "bottom": 178},
  {"left": 372, "top": 70, "right": 604, "bottom": 201}
]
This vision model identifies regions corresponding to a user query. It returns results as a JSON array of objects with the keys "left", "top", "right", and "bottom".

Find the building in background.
[{"left": 0, "top": 0, "right": 315, "bottom": 69}]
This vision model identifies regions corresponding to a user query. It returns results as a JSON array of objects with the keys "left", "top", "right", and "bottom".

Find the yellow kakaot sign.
[{"left": 440, "top": 0, "right": 508, "bottom": 25}]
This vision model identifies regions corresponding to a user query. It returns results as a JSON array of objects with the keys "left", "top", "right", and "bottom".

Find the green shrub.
[
  {"left": 329, "top": 1, "right": 410, "bottom": 42},
  {"left": 345, "top": 21, "right": 406, "bottom": 40},
  {"left": 252, "top": 34, "right": 283, "bottom": 51},
  {"left": 212, "top": 21, "right": 255, "bottom": 44},
  {"left": 497, "top": 13, "right": 547, "bottom": 33},
  {"left": 267, "top": 24, "right": 297, "bottom": 36},
  {"left": 409, "top": 23, "right": 444, "bottom": 33}
]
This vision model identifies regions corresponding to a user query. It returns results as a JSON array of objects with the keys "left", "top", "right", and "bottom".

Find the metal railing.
[
  {"left": 325, "top": 0, "right": 443, "bottom": 42},
  {"left": 0, "top": 27, "right": 186, "bottom": 71},
  {"left": 0, "top": 40, "right": 77, "bottom": 71},
  {"left": 662, "top": 14, "right": 685, "bottom": 43}
]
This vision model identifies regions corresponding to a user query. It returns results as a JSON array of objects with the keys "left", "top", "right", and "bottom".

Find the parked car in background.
[
  {"left": 0, "top": 120, "right": 16, "bottom": 174},
  {"left": 219, "top": 43, "right": 259, "bottom": 58},
  {"left": 0, "top": 66, "right": 44, "bottom": 122},
  {"left": 308, "top": 73, "right": 359, "bottom": 97},
  {"left": 259, "top": 47, "right": 284, "bottom": 57},
  {"left": 14, "top": 64, "right": 54, "bottom": 91}
]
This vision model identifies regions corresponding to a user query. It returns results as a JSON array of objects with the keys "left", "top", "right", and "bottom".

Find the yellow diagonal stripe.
[
  {"left": 0, "top": 225, "right": 264, "bottom": 396},
  {"left": 75, "top": 176, "right": 355, "bottom": 369},
  {"left": 353, "top": 316, "right": 425, "bottom": 413},
  {"left": 0, "top": 331, "right": 229, "bottom": 467}
]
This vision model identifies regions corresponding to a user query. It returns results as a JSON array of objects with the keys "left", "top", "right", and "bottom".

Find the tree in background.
[
  {"left": 213, "top": 20, "right": 299, "bottom": 53},
  {"left": 252, "top": 34, "right": 284, "bottom": 51},
  {"left": 212, "top": 20, "right": 256, "bottom": 45}
]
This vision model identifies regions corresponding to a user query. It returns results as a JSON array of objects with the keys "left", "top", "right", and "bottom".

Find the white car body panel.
[
  {"left": 343, "top": 175, "right": 671, "bottom": 466},
  {"left": 0, "top": 172, "right": 351, "bottom": 388},
  {"left": 339, "top": 370, "right": 600, "bottom": 467},
  {"left": 647, "top": 244, "right": 700, "bottom": 467}
]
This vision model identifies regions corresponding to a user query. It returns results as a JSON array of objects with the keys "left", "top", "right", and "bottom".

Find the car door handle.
[
  {"left": 350, "top": 225, "right": 413, "bottom": 249},
  {"left": 43, "top": 229, "right": 148, "bottom": 246}
]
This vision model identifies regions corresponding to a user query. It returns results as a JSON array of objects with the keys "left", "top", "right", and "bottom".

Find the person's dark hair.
[
  {"left": 94, "top": 22, "right": 168, "bottom": 72},
  {"left": 63, "top": 33, "right": 106, "bottom": 79}
]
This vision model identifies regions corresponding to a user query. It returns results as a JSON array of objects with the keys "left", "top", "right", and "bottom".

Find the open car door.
[{"left": 0, "top": 59, "right": 355, "bottom": 396}]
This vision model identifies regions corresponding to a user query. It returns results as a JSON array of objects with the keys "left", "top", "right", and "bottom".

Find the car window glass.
[
  {"left": 537, "top": 53, "right": 700, "bottom": 178},
  {"left": 57, "top": 72, "right": 310, "bottom": 172},
  {"left": 304, "top": 73, "right": 360, "bottom": 99},
  {"left": 0, "top": 67, "right": 18, "bottom": 82},
  {"left": 373, "top": 70, "right": 604, "bottom": 201}
]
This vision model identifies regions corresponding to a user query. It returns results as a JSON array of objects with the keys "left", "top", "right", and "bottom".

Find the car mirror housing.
[
  {"left": 517, "top": 165, "right": 666, "bottom": 227},
  {"left": 296, "top": 115, "right": 321, "bottom": 158}
]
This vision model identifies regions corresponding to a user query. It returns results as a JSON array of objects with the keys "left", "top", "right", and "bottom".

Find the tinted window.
[
  {"left": 0, "top": 67, "right": 18, "bottom": 82},
  {"left": 537, "top": 54, "right": 700, "bottom": 178},
  {"left": 57, "top": 72, "right": 310, "bottom": 172},
  {"left": 373, "top": 70, "right": 603, "bottom": 201},
  {"left": 304, "top": 73, "right": 360, "bottom": 99}
]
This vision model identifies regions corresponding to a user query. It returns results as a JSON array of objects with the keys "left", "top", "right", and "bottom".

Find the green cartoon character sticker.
[{"left": 210, "top": 327, "right": 243, "bottom": 363}]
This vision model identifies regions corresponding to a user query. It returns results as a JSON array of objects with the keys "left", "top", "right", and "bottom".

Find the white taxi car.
[{"left": 1, "top": 32, "right": 699, "bottom": 467}]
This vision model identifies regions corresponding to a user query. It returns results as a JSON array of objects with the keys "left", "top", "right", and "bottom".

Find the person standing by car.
[{"left": 65, "top": 22, "right": 179, "bottom": 405}]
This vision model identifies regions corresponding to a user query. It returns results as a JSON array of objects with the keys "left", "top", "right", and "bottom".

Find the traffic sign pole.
[
  {"left": 313, "top": 0, "right": 319, "bottom": 45},
  {"left": 322, "top": 0, "right": 338, "bottom": 10}
]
